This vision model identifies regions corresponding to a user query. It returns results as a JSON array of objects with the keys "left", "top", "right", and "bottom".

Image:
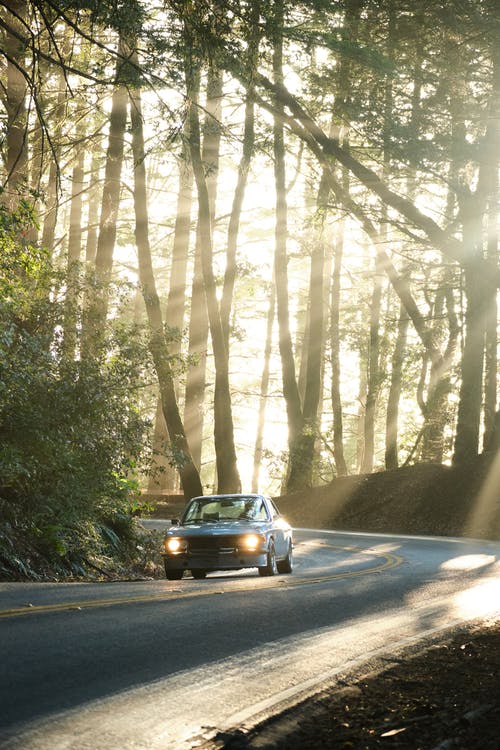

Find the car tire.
[
  {"left": 164, "top": 562, "right": 183, "bottom": 580},
  {"left": 191, "top": 569, "right": 207, "bottom": 579},
  {"left": 277, "top": 540, "right": 293, "bottom": 574},
  {"left": 258, "top": 540, "right": 278, "bottom": 577}
]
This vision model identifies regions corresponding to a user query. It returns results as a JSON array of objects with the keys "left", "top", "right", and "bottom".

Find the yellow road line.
[{"left": 0, "top": 546, "right": 403, "bottom": 620}]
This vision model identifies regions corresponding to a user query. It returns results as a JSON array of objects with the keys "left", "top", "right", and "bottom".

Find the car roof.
[{"left": 188, "top": 493, "right": 266, "bottom": 501}]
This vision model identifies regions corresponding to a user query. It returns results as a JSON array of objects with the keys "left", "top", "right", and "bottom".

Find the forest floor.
[{"left": 217, "top": 618, "right": 500, "bottom": 750}]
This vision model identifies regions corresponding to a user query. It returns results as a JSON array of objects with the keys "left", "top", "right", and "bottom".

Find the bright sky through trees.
[{"left": 2, "top": 0, "right": 500, "bottom": 502}]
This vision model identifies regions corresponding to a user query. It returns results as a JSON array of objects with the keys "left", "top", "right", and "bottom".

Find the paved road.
[{"left": 1, "top": 529, "right": 499, "bottom": 749}]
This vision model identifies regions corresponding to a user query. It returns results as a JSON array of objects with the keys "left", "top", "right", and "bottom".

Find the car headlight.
[
  {"left": 241, "top": 534, "right": 265, "bottom": 551},
  {"left": 164, "top": 537, "right": 186, "bottom": 554}
]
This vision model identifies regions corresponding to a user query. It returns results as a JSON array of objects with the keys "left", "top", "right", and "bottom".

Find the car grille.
[{"left": 185, "top": 534, "right": 247, "bottom": 554}]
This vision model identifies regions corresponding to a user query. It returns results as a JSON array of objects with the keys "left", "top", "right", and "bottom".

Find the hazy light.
[
  {"left": 453, "top": 576, "right": 500, "bottom": 619},
  {"left": 441, "top": 554, "right": 496, "bottom": 571},
  {"left": 466, "top": 448, "right": 500, "bottom": 539}
]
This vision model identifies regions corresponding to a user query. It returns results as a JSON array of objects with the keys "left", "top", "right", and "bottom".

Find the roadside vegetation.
[{"left": 0, "top": 204, "right": 157, "bottom": 579}]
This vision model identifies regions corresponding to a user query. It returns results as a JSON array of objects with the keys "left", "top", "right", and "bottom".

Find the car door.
[{"left": 267, "top": 498, "right": 287, "bottom": 556}]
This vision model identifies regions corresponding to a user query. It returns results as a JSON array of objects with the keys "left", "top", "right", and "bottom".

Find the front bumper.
[{"left": 162, "top": 550, "right": 268, "bottom": 571}]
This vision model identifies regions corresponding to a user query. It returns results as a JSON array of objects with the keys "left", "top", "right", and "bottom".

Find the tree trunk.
[
  {"left": 298, "top": 193, "right": 326, "bottom": 485},
  {"left": 27, "top": 117, "right": 43, "bottom": 245},
  {"left": 252, "top": 283, "right": 275, "bottom": 493},
  {"left": 453, "top": 246, "right": 486, "bottom": 465},
  {"left": 385, "top": 281, "right": 410, "bottom": 469},
  {"left": 362, "top": 3, "right": 395, "bottom": 474},
  {"left": 327, "top": 0, "right": 362, "bottom": 477},
  {"left": 420, "top": 279, "right": 459, "bottom": 463},
  {"left": 40, "top": 39, "right": 69, "bottom": 255},
  {"left": 3, "top": 0, "right": 28, "bottom": 208},
  {"left": 361, "top": 258, "right": 384, "bottom": 474},
  {"left": 290, "top": 243, "right": 323, "bottom": 487},
  {"left": 148, "top": 138, "right": 194, "bottom": 492},
  {"left": 484, "top": 183, "right": 499, "bottom": 451},
  {"left": 453, "top": 176, "right": 488, "bottom": 465},
  {"left": 82, "top": 41, "right": 128, "bottom": 356},
  {"left": 330, "top": 213, "right": 348, "bottom": 476},
  {"left": 85, "top": 148, "right": 101, "bottom": 267},
  {"left": 129, "top": 67, "right": 202, "bottom": 501},
  {"left": 184, "top": 233, "right": 209, "bottom": 471},
  {"left": 62, "top": 130, "right": 85, "bottom": 360},
  {"left": 453, "top": 37, "right": 500, "bottom": 463},
  {"left": 385, "top": 27, "right": 422, "bottom": 470},
  {"left": 482, "top": 44, "right": 500, "bottom": 451},
  {"left": 271, "top": 0, "right": 304, "bottom": 492},
  {"left": 185, "top": 56, "right": 241, "bottom": 493},
  {"left": 220, "top": 0, "right": 259, "bottom": 347},
  {"left": 184, "top": 64, "right": 220, "bottom": 473},
  {"left": 356, "top": 351, "right": 368, "bottom": 473}
]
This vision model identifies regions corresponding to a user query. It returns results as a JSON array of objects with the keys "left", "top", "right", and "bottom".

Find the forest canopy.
[{"left": 1, "top": 0, "right": 500, "bottom": 574}]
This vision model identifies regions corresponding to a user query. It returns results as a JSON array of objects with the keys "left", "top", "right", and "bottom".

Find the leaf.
[{"left": 380, "top": 727, "right": 407, "bottom": 737}]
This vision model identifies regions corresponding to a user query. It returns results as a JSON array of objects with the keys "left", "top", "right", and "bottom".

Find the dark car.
[{"left": 162, "top": 493, "right": 293, "bottom": 580}]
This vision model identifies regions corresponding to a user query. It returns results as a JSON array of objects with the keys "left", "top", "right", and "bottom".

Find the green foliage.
[{"left": 0, "top": 205, "right": 153, "bottom": 579}]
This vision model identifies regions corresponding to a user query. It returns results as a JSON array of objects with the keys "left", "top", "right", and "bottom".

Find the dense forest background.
[{"left": 1, "top": 0, "right": 500, "bottom": 577}]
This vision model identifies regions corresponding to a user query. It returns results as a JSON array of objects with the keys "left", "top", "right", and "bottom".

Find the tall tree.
[
  {"left": 62, "top": 118, "right": 85, "bottom": 361},
  {"left": 82, "top": 38, "right": 128, "bottom": 356},
  {"left": 184, "top": 21, "right": 241, "bottom": 493},
  {"left": 482, "top": 34, "right": 500, "bottom": 451},
  {"left": 271, "top": 0, "right": 304, "bottom": 491},
  {"left": 184, "top": 63, "right": 221, "bottom": 472},
  {"left": 148, "top": 134, "right": 194, "bottom": 492},
  {"left": 2, "top": 0, "right": 28, "bottom": 207},
  {"left": 129, "top": 52, "right": 203, "bottom": 500},
  {"left": 220, "top": 0, "right": 260, "bottom": 347}
]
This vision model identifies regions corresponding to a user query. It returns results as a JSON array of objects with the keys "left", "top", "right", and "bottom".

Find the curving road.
[{"left": 1, "top": 528, "right": 500, "bottom": 749}]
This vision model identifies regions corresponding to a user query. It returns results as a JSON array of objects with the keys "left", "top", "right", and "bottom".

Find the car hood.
[{"left": 165, "top": 521, "right": 269, "bottom": 537}]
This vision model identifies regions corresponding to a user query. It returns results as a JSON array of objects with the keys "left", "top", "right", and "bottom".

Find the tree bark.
[
  {"left": 361, "top": 260, "right": 384, "bottom": 473},
  {"left": 3, "top": 0, "right": 28, "bottom": 208},
  {"left": 252, "top": 283, "right": 275, "bottom": 493},
  {"left": 62, "top": 127, "right": 85, "bottom": 361},
  {"left": 453, "top": 34, "right": 500, "bottom": 463},
  {"left": 185, "top": 54, "right": 241, "bottom": 493},
  {"left": 482, "top": 42, "right": 500, "bottom": 451},
  {"left": 129, "top": 66, "right": 202, "bottom": 501},
  {"left": 148, "top": 138, "right": 194, "bottom": 492},
  {"left": 184, "top": 64, "right": 220, "bottom": 473},
  {"left": 271, "top": 0, "right": 304, "bottom": 492},
  {"left": 385, "top": 277, "right": 410, "bottom": 469},
  {"left": 85, "top": 148, "right": 101, "bottom": 267},
  {"left": 82, "top": 40, "right": 128, "bottom": 356},
  {"left": 220, "top": 0, "right": 259, "bottom": 347},
  {"left": 327, "top": 0, "right": 362, "bottom": 477},
  {"left": 40, "top": 32, "right": 70, "bottom": 255},
  {"left": 330, "top": 212, "right": 348, "bottom": 476}
]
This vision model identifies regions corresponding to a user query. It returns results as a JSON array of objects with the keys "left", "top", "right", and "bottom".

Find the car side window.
[
  {"left": 269, "top": 499, "right": 281, "bottom": 519},
  {"left": 255, "top": 501, "right": 268, "bottom": 520}
]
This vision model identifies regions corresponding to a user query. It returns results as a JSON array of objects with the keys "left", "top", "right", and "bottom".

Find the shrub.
[{"left": 0, "top": 203, "right": 154, "bottom": 579}]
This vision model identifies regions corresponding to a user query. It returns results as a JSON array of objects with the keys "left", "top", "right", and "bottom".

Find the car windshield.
[{"left": 182, "top": 496, "right": 269, "bottom": 524}]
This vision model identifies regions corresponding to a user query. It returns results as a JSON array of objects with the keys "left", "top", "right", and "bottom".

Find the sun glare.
[
  {"left": 453, "top": 575, "right": 500, "bottom": 619},
  {"left": 441, "top": 554, "right": 497, "bottom": 572}
]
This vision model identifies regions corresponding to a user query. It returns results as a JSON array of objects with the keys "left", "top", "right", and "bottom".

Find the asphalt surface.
[{"left": 1, "top": 529, "right": 499, "bottom": 749}]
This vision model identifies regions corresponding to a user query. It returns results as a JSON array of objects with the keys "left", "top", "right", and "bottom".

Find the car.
[{"left": 162, "top": 493, "right": 293, "bottom": 580}]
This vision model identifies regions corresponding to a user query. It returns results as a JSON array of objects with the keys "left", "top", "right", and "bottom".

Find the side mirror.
[{"left": 171, "top": 518, "right": 180, "bottom": 526}]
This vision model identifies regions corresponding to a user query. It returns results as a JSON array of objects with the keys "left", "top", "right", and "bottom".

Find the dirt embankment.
[
  {"left": 278, "top": 458, "right": 500, "bottom": 541},
  {"left": 149, "top": 456, "right": 500, "bottom": 542}
]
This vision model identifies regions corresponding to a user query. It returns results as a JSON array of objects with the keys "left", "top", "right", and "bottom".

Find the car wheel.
[
  {"left": 164, "top": 561, "right": 183, "bottom": 580},
  {"left": 191, "top": 569, "right": 207, "bottom": 579},
  {"left": 258, "top": 540, "right": 278, "bottom": 577},
  {"left": 277, "top": 540, "right": 293, "bottom": 574}
]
